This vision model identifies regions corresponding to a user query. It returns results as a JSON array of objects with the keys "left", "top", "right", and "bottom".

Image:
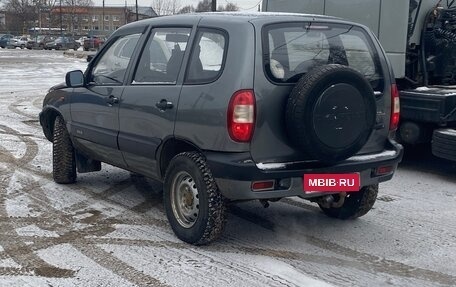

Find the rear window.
[{"left": 263, "top": 22, "right": 384, "bottom": 91}]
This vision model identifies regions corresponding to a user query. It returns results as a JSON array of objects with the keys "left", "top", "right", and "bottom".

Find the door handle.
[
  {"left": 155, "top": 99, "right": 173, "bottom": 111},
  {"left": 107, "top": 95, "right": 119, "bottom": 105}
]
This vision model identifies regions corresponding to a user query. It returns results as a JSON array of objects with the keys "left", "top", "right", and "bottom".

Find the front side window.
[
  {"left": 133, "top": 27, "right": 191, "bottom": 84},
  {"left": 263, "top": 22, "right": 384, "bottom": 90},
  {"left": 90, "top": 33, "right": 141, "bottom": 85},
  {"left": 185, "top": 29, "right": 227, "bottom": 84}
]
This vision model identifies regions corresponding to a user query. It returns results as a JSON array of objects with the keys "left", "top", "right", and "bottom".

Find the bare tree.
[
  {"left": 196, "top": 0, "right": 239, "bottom": 12},
  {"left": 4, "top": 0, "right": 36, "bottom": 33},
  {"left": 195, "top": 0, "right": 211, "bottom": 12},
  {"left": 224, "top": 2, "right": 239, "bottom": 11},
  {"left": 178, "top": 5, "right": 195, "bottom": 14},
  {"left": 152, "top": 0, "right": 181, "bottom": 16}
]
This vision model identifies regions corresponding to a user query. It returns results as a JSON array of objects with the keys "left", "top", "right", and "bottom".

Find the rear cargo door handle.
[
  {"left": 155, "top": 99, "right": 173, "bottom": 111},
  {"left": 106, "top": 95, "right": 119, "bottom": 106}
]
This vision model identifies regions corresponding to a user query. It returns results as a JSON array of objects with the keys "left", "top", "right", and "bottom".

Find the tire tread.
[
  {"left": 319, "top": 184, "right": 378, "bottom": 220},
  {"left": 164, "top": 152, "right": 226, "bottom": 245},
  {"left": 53, "top": 116, "right": 76, "bottom": 184}
]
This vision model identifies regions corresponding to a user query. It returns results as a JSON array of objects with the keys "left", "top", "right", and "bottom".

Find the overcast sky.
[{"left": 93, "top": 0, "right": 262, "bottom": 11}]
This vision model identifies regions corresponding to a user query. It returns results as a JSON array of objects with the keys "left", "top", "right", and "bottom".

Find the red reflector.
[
  {"left": 251, "top": 181, "right": 275, "bottom": 191},
  {"left": 228, "top": 90, "right": 255, "bottom": 142},
  {"left": 390, "top": 84, "right": 400, "bottom": 131},
  {"left": 375, "top": 166, "right": 394, "bottom": 176}
]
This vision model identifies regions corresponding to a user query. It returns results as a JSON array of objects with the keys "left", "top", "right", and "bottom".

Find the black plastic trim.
[{"left": 204, "top": 139, "right": 403, "bottom": 181}]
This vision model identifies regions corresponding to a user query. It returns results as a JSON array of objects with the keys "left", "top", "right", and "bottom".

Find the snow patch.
[
  {"left": 256, "top": 162, "right": 287, "bottom": 170},
  {"left": 348, "top": 150, "right": 397, "bottom": 161},
  {"left": 254, "top": 257, "right": 334, "bottom": 287},
  {"left": 415, "top": 86, "right": 432, "bottom": 91},
  {"left": 0, "top": 258, "right": 21, "bottom": 268},
  {"left": 40, "top": 182, "right": 88, "bottom": 210},
  {"left": 100, "top": 224, "right": 181, "bottom": 243},
  {"left": 15, "top": 224, "right": 60, "bottom": 238},
  {"left": 37, "top": 243, "right": 136, "bottom": 287},
  {"left": 437, "top": 129, "right": 456, "bottom": 137},
  {"left": 0, "top": 133, "right": 27, "bottom": 160},
  {"left": 5, "top": 195, "right": 42, "bottom": 218}
]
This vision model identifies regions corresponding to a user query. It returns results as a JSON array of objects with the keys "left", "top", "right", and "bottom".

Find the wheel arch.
[
  {"left": 158, "top": 137, "right": 203, "bottom": 180},
  {"left": 40, "top": 107, "right": 64, "bottom": 142}
]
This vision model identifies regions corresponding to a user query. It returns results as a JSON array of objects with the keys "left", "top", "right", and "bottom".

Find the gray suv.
[{"left": 40, "top": 13, "right": 403, "bottom": 245}]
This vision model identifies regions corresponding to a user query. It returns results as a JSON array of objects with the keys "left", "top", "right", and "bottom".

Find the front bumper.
[{"left": 204, "top": 139, "right": 403, "bottom": 200}]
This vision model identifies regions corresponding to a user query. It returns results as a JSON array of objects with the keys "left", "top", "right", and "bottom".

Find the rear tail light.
[
  {"left": 390, "top": 84, "right": 400, "bottom": 131},
  {"left": 227, "top": 90, "right": 255, "bottom": 142}
]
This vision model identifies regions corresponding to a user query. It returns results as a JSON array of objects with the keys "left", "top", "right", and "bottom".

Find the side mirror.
[
  {"left": 87, "top": 54, "right": 94, "bottom": 62},
  {"left": 65, "top": 70, "right": 84, "bottom": 87}
]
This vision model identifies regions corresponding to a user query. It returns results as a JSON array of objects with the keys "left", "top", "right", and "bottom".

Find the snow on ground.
[{"left": 0, "top": 49, "right": 455, "bottom": 286}]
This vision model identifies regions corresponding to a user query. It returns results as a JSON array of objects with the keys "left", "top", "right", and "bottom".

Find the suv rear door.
[
  {"left": 250, "top": 19, "right": 392, "bottom": 164},
  {"left": 118, "top": 27, "right": 192, "bottom": 177}
]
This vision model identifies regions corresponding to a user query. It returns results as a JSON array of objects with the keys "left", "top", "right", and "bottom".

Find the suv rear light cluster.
[
  {"left": 390, "top": 84, "right": 400, "bottom": 131},
  {"left": 227, "top": 90, "right": 255, "bottom": 142}
]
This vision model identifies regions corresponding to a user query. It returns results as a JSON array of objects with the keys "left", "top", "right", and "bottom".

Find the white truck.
[{"left": 263, "top": 0, "right": 456, "bottom": 162}]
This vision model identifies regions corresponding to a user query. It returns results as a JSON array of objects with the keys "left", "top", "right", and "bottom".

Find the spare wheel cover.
[{"left": 285, "top": 64, "right": 376, "bottom": 162}]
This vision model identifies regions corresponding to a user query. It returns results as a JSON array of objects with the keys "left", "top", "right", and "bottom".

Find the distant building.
[
  {"left": 0, "top": 5, "right": 157, "bottom": 36},
  {"left": 50, "top": 5, "right": 157, "bottom": 35}
]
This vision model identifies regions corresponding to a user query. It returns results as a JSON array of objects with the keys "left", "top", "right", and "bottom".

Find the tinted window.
[
  {"left": 185, "top": 29, "right": 227, "bottom": 84},
  {"left": 91, "top": 33, "right": 141, "bottom": 85},
  {"left": 263, "top": 23, "right": 384, "bottom": 91},
  {"left": 133, "top": 28, "right": 191, "bottom": 84}
]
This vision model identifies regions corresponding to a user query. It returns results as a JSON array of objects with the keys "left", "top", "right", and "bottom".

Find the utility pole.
[
  {"left": 211, "top": 0, "right": 216, "bottom": 12},
  {"left": 135, "top": 0, "right": 138, "bottom": 21},
  {"left": 59, "top": 0, "right": 63, "bottom": 36},
  {"left": 102, "top": 0, "right": 105, "bottom": 32},
  {"left": 125, "top": 0, "right": 127, "bottom": 24},
  {"left": 38, "top": 0, "right": 42, "bottom": 30}
]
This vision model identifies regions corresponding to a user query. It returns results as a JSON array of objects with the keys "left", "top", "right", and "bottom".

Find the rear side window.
[
  {"left": 185, "top": 29, "right": 227, "bottom": 84},
  {"left": 263, "top": 22, "right": 384, "bottom": 91},
  {"left": 133, "top": 27, "right": 191, "bottom": 84}
]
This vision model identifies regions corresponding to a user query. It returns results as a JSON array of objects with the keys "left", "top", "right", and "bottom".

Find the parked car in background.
[
  {"left": 40, "top": 13, "right": 403, "bottom": 245},
  {"left": 45, "top": 36, "right": 80, "bottom": 50},
  {"left": 10, "top": 36, "right": 29, "bottom": 49},
  {"left": 83, "top": 36, "right": 105, "bottom": 51},
  {"left": 26, "top": 35, "right": 55, "bottom": 49},
  {"left": 0, "top": 34, "right": 14, "bottom": 48}
]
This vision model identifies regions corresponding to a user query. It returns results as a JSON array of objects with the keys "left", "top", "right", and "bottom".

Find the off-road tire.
[
  {"left": 53, "top": 116, "right": 76, "bottom": 184},
  {"left": 286, "top": 64, "right": 376, "bottom": 162},
  {"left": 319, "top": 184, "right": 378, "bottom": 219},
  {"left": 163, "top": 152, "right": 226, "bottom": 245},
  {"left": 432, "top": 129, "right": 456, "bottom": 161}
]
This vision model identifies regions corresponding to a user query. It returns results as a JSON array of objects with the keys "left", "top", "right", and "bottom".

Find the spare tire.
[{"left": 286, "top": 64, "right": 376, "bottom": 162}]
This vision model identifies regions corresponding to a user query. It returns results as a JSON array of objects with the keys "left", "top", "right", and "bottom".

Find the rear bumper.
[{"left": 204, "top": 139, "right": 403, "bottom": 200}]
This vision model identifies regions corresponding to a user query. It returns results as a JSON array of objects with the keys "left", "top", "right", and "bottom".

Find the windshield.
[{"left": 263, "top": 22, "right": 384, "bottom": 91}]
